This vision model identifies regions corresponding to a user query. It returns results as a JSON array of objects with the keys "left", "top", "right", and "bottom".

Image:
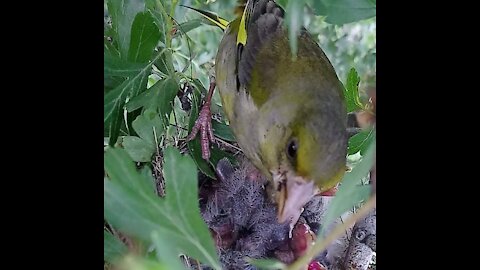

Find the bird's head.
[{"left": 255, "top": 84, "right": 348, "bottom": 224}]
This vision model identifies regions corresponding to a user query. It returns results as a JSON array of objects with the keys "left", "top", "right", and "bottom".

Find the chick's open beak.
[{"left": 275, "top": 173, "right": 316, "bottom": 224}]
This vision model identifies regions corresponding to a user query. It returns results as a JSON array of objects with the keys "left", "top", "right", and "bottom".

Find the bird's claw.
[
  {"left": 187, "top": 104, "right": 215, "bottom": 160},
  {"left": 187, "top": 77, "right": 216, "bottom": 160}
]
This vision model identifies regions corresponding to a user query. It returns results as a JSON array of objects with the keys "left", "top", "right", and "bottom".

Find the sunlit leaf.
[
  {"left": 344, "top": 67, "right": 363, "bottom": 112},
  {"left": 348, "top": 128, "right": 374, "bottom": 155}
]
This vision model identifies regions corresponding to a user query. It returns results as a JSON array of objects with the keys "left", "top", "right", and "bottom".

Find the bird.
[{"left": 185, "top": 0, "right": 348, "bottom": 229}]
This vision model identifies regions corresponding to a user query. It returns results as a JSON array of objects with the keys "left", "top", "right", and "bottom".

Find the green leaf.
[
  {"left": 104, "top": 147, "right": 221, "bottom": 269},
  {"left": 348, "top": 128, "right": 374, "bottom": 155},
  {"left": 104, "top": 53, "right": 146, "bottom": 77},
  {"left": 322, "top": 0, "right": 376, "bottom": 25},
  {"left": 132, "top": 109, "right": 164, "bottom": 146},
  {"left": 190, "top": 78, "right": 208, "bottom": 99},
  {"left": 320, "top": 140, "right": 375, "bottom": 235},
  {"left": 247, "top": 258, "right": 286, "bottom": 270},
  {"left": 173, "top": 19, "right": 203, "bottom": 38},
  {"left": 105, "top": 75, "right": 126, "bottom": 93},
  {"left": 104, "top": 230, "right": 128, "bottom": 263},
  {"left": 104, "top": 148, "right": 157, "bottom": 195},
  {"left": 121, "top": 109, "right": 163, "bottom": 162},
  {"left": 122, "top": 136, "right": 155, "bottom": 162},
  {"left": 308, "top": 0, "right": 327, "bottom": 16},
  {"left": 158, "top": 77, "right": 179, "bottom": 125},
  {"left": 149, "top": 9, "right": 167, "bottom": 46},
  {"left": 151, "top": 232, "right": 188, "bottom": 270},
  {"left": 126, "top": 77, "right": 179, "bottom": 125},
  {"left": 161, "top": 147, "right": 220, "bottom": 268},
  {"left": 344, "top": 67, "right": 363, "bottom": 112},
  {"left": 125, "top": 80, "right": 163, "bottom": 112},
  {"left": 139, "top": 166, "right": 157, "bottom": 194},
  {"left": 128, "top": 12, "right": 161, "bottom": 63},
  {"left": 209, "top": 146, "right": 237, "bottom": 169},
  {"left": 104, "top": 50, "right": 166, "bottom": 145},
  {"left": 107, "top": 0, "right": 146, "bottom": 59},
  {"left": 285, "top": 0, "right": 307, "bottom": 57},
  {"left": 104, "top": 68, "right": 150, "bottom": 145},
  {"left": 104, "top": 37, "right": 121, "bottom": 59},
  {"left": 188, "top": 138, "right": 216, "bottom": 179},
  {"left": 212, "top": 120, "right": 235, "bottom": 142}
]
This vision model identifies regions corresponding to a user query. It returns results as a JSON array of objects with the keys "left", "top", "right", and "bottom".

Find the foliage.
[{"left": 104, "top": 0, "right": 376, "bottom": 269}]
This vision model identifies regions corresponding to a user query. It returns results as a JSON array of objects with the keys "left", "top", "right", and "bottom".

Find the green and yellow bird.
[{"left": 186, "top": 0, "right": 348, "bottom": 227}]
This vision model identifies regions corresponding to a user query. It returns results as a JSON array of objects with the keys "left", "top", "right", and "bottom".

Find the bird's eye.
[{"left": 286, "top": 138, "right": 298, "bottom": 161}]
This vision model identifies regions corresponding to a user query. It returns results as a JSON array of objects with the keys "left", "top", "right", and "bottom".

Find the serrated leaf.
[
  {"left": 247, "top": 258, "right": 286, "bottom": 270},
  {"left": 104, "top": 147, "right": 221, "bottom": 269},
  {"left": 128, "top": 12, "right": 161, "bottom": 63},
  {"left": 285, "top": 0, "right": 307, "bottom": 57},
  {"left": 107, "top": 0, "right": 145, "bottom": 59},
  {"left": 348, "top": 128, "right": 374, "bottom": 155},
  {"left": 161, "top": 147, "right": 220, "bottom": 268},
  {"left": 344, "top": 68, "right": 363, "bottom": 112},
  {"left": 320, "top": 140, "right": 375, "bottom": 235},
  {"left": 132, "top": 109, "right": 164, "bottom": 146},
  {"left": 122, "top": 136, "right": 155, "bottom": 162},
  {"left": 322, "top": 0, "right": 376, "bottom": 25},
  {"left": 104, "top": 230, "right": 128, "bottom": 263}
]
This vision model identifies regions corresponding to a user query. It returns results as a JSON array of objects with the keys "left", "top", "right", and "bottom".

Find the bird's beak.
[{"left": 275, "top": 172, "right": 316, "bottom": 224}]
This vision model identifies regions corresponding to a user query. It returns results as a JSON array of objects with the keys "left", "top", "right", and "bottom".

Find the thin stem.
[
  {"left": 215, "top": 137, "right": 243, "bottom": 152},
  {"left": 154, "top": 0, "right": 175, "bottom": 74}
]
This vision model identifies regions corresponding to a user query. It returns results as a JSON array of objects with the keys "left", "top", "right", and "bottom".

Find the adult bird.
[{"left": 186, "top": 0, "right": 348, "bottom": 228}]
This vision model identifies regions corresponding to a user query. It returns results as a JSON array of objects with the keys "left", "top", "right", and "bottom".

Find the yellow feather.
[{"left": 236, "top": 0, "right": 249, "bottom": 45}]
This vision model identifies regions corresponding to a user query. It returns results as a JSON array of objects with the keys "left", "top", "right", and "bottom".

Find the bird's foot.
[{"left": 187, "top": 77, "right": 216, "bottom": 160}]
